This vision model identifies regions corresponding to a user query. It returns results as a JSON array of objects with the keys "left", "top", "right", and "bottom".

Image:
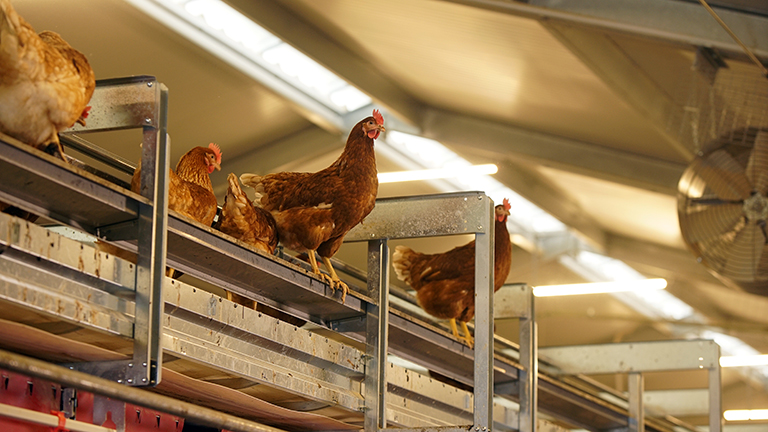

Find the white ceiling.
[{"left": 11, "top": 0, "right": 768, "bottom": 427}]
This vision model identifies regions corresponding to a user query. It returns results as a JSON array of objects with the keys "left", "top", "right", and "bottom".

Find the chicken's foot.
[
  {"left": 321, "top": 256, "right": 348, "bottom": 304},
  {"left": 449, "top": 319, "right": 474, "bottom": 348},
  {"left": 48, "top": 135, "right": 68, "bottom": 162},
  {"left": 307, "top": 250, "right": 337, "bottom": 293}
]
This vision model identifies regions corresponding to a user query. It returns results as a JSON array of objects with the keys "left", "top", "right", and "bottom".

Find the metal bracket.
[
  {"left": 540, "top": 340, "right": 722, "bottom": 432},
  {"left": 351, "top": 192, "right": 496, "bottom": 432},
  {"left": 97, "top": 219, "right": 139, "bottom": 242},
  {"left": 60, "top": 76, "right": 170, "bottom": 388}
]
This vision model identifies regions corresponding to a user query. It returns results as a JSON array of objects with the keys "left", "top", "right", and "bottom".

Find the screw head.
[
  {"left": 147, "top": 82, "right": 153, "bottom": 87},
  {"left": 144, "top": 118, "right": 152, "bottom": 124},
  {"left": 128, "top": 363, "right": 133, "bottom": 368},
  {"left": 127, "top": 378, "right": 133, "bottom": 384},
  {"left": 142, "top": 362, "right": 147, "bottom": 367}
]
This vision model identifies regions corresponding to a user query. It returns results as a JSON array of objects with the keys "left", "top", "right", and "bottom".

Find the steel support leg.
[
  {"left": 473, "top": 198, "right": 494, "bottom": 429},
  {"left": 365, "top": 239, "right": 389, "bottom": 431}
]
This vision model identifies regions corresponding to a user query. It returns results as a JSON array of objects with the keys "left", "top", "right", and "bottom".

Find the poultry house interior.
[{"left": 1, "top": 0, "right": 768, "bottom": 431}]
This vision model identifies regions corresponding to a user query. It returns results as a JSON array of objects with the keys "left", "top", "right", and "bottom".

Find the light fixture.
[
  {"left": 720, "top": 354, "right": 768, "bottom": 367},
  {"left": 724, "top": 409, "right": 768, "bottom": 421},
  {"left": 378, "top": 164, "right": 498, "bottom": 183},
  {"left": 532, "top": 278, "right": 668, "bottom": 297},
  {"left": 124, "top": 0, "right": 372, "bottom": 131}
]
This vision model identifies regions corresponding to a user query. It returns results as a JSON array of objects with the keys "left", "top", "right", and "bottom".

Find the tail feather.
[
  {"left": 0, "top": 0, "right": 21, "bottom": 68},
  {"left": 392, "top": 245, "right": 417, "bottom": 285},
  {"left": 239, "top": 172, "right": 265, "bottom": 201},
  {"left": 226, "top": 172, "right": 248, "bottom": 206}
]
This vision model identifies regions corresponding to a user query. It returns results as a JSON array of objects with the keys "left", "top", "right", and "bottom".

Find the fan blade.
[
  {"left": 721, "top": 220, "right": 765, "bottom": 281},
  {"left": 688, "top": 198, "right": 743, "bottom": 206},
  {"left": 696, "top": 149, "right": 753, "bottom": 201},
  {"left": 746, "top": 130, "right": 768, "bottom": 194},
  {"left": 680, "top": 202, "right": 743, "bottom": 244}
]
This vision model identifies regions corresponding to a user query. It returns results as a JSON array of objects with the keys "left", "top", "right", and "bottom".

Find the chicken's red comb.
[
  {"left": 209, "top": 143, "right": 222, "bottom": 164},
  {"left": 372, "top": 109, "right": 384, "bottom": 125},
  {"left": 81, "top": 106, "right": 92, "bottom": 119},
  {"left": 503, "top": 198, "right": 511, "bottom": 211}
]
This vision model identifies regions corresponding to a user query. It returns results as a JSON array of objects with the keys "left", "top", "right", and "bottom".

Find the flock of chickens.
[{"left": 0, "top": 0, "right": 512, "bottom": 347}]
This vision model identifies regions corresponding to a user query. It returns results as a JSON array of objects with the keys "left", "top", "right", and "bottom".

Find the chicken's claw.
[{"left": 321, "top": 255, "right": 348, "bottom": 304}]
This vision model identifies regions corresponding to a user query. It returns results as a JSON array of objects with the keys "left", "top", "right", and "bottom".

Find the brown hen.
[
  {"left": 132, "top": 143, "right": 222, "bottom": 226},
  {"left": 0, "top": 0, "right": 95, "bottom": 160},
  {"left": 240, "top": 110, "right": 385, "bottom": 303},
  {"left": 216, "top": 172, "right": 278, "bottom": 254},
  {"left": 214, "top": 172, "right": 305, "bottom": 326},
  {"left": 97, "top": 144, "right": 222, "bottom": 274},
  {"left": 392, "top": 199, "right": 513, "bottom": 348}
]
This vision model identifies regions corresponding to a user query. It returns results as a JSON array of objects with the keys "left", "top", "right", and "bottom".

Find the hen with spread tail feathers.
[
  {"left": 0, "top": 0, "right": 95, "bottom": 160},
  {"left": 392, "top": 199, "right": 513, "bottom": 348},
  {"left": 240, "top": 109, "right": 385, "bottom": 303}
]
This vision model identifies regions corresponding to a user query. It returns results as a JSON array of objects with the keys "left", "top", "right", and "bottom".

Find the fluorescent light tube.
[
  {"left": 724, "top": 409, "right": 768, "bottom": 421},
  {"left": 377, "top": 164, "right": 498, "bottom": 183},
  {"left": 720, "top": 354, "right": 768, "bottom": 367},
  {"left": 532, "top": 279, "right": 667, "bottom": 297}
]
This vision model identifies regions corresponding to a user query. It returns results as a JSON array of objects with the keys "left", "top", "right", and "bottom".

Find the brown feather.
[
  {"left": 0, "top": 0, "right": 95, "bottom": 151},
  {"left": 392, "top": 205, "right": 513, "bottom": 323}
]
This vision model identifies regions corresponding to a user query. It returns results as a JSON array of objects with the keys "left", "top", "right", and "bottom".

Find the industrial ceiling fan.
[{"left": 678, "top": 127, "right": 768, "bottom": 294}]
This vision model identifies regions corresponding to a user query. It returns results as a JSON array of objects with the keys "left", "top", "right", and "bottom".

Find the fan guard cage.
[{"left": 676, "top": 63, "right": 768, "bottom": 293}]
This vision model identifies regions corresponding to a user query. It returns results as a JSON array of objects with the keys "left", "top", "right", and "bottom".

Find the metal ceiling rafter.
[
  {"left": 440, "top": 0, "right": 768, "bottom": 58},
  {"left": 421, "top": 108, "right": 687, "bottom": 196}
]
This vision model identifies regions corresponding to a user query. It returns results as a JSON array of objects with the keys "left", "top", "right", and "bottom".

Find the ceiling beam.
[
  {"left": 528, "top": 0, "right": 768, "bottom": 58},
  {"left": 225, "top": 0, "right": 426, "bottom": 127},
  {"left": 421, "top": 108, "right": 687, "bottom": 196},
  {"left": 604, "top": 233, "right": 723, "bottom": 285},
  {"left": 540, "top": 21, "right": 695, "bottom": 160},
  {"left": 439, "top": 0, "right": 768, "bottom": 58}
]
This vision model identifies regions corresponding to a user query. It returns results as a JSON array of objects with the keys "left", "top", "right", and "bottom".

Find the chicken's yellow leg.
[
  {"left": 307, "top": 250, "right": 322, "bottom": 274},
  {"left": 459, "top": 321, "right": 474, "bottom": 349},
  {"left": 449, "top": 319, "right": 460, "bottom": 339},
  {"left": 307, "top": 251, "right": 336, "bottom": 294},
  {"left": 321, "top": 256, "right": 348, "bottom": 304}
]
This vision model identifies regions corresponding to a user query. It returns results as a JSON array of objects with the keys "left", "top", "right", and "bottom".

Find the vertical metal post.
[
  {"left": 364, "top": 239, "right": 389, "bottom": 431},
  {"left": 518, "top": 285, "right": 537, "bottom": 432},
  {"left": 130, "top": 83, "right": 169, "bottom": 386},
  {"left": 709, "top": 348, "right": 722, "bottom": 432},
  {"left": 628, "top": 372, "right": 644, "bottom": 432},
  {"left": 474, "top": 197, "right": 494, "bottom": 430}
]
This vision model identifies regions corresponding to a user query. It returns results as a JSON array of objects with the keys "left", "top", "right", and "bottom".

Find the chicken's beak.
[
  {"left": 213, "top": 161, "right": 221, "bottom": 171},
  {"left": 368, "top": 124, "right": 386, "bottom": 140}
]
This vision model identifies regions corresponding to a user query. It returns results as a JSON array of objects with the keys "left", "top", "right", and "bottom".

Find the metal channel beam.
[
  {"left": 539, "top": 340, "right": 720, "bottom": 374},
  {"left": 438, "top": 0, "right": 768, "bottom": 58},
  {"left": 0, "top": 136, "right": 139, "bottom": 232},
  {"left": 346, "top": 192, "right": 491, "bottom": 241}
]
